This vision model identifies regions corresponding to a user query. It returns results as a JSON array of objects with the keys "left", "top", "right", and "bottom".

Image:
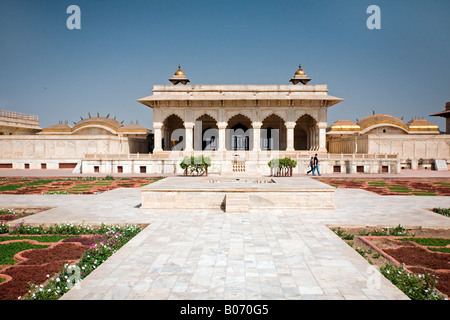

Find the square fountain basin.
[{"left": 141, "top": 176, "right": 335, "bottom": 211}]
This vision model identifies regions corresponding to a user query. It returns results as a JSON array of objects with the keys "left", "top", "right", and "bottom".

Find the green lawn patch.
[
  {"left": 0, "top": 179, "right": 58, "bottom": 192},
  {"left": 93, "top": 181, "right": 113, "bottom": 185},
  {"left": 412, "top": 192, "right": 437, "bottom": 196},
  {"left": 399, "top": 237, "right": 450, "bottom": 247},
  {"left": 368, "top": 181, "right": 387, "bottom": 187},
  {"left": 432, "top": 182, "right": 450, "bottom": 187},
  {"left": 0, "top": 242, "right": 49, "bottom": 265},
  {"left": 427, "top": 247, "right": 450, "bottom": 253},
  {"left": 0, "top": 235, "right": 76, "bottom": 243},
  {"left": 387, "top": 186, "right": 411, "bottom": 193}
]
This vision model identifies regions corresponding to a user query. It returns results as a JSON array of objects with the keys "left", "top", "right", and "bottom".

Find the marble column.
[
  {"left": 318, "top": 123, "right": 327, "bottom": 152},
  {"left": 314, "top": 127, "right": 319, "bottom": 151},
  {"left": 286, "top": 122, "right": 295, "bottom": 151},
  {"left": 218, "top": 122, "right": 227, "bottom": 152},
  {"left": 252, "top": 121, "right": 262, "bottom": 152},
  {"left": 153, "top": 123, "right": 163, "bottom": 152},
  {"left": 184, "top": 122, "right": 194, "bottom": 152}
]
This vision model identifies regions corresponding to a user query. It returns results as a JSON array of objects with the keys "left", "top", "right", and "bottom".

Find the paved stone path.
[{"left": 1, "top": 184, "right": 450, "bottom": 300}]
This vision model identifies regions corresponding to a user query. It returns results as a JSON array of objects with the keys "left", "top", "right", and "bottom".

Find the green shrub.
[
  {"left": 432, "top": 207, "right": 450, "bottom": 217},
  {"left": 180, "top": 156, "right": 211, "bottom": 176},
  {"left": 331, "top": 227, "right": 354, "bottom": 240},
  {"left": 0, "top": 222, "right": 9, "bottom": 234},
  {"left": 355, "top": 247, "right": 366, "bottom": 258},
  {"left": 25, "top": 224, "right": 142, "bottom": 300},
  {"left": 379, "top": 264, "right": 445, "bottom": 300},
  {"left": 268, "top": 157, "right": 297, "bottom": 177}
]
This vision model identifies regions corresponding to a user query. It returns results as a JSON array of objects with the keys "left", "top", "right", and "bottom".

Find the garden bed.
[
  {"left": 330, "top": 225, "right": 450, "bottom": 299},
  {"left": 0, "top": 177, "right": 163, "bottom": 195},
  {"left": 318, "top": 178, "right": 450, "bottom": 196},
  {"left": 0, "top": 207, "right": 50, "bottom": 223},
  {"left": 0, "top": 223, "right": 144, "bottom": 300}
]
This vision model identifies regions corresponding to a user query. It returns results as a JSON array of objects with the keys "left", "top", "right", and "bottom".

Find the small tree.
[
  {"left": 180, "top": 156, "right": 211, "bottom": 176},
  {"left": 268, "top": 157, "right": 297, "bottom": 177}
]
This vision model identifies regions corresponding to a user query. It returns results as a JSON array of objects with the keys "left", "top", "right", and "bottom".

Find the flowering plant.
[
  {"left": 379, "top": 263, "right": 446, "bottom": 300},
  {"left": 24, "top": 224, "right": 142, "bottom": 300}
]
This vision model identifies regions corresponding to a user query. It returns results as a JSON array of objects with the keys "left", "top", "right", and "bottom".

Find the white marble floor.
[{"left": 1, "top": 185, "right": 449, "bottom": 300}]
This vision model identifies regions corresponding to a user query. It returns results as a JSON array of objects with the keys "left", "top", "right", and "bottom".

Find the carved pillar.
[
  {"left": 318, "top": 123, "right": 327, "bottom": 152},
  {"left": 184, "top": 122, "right": 194, "bottom": 152},
  {"left": 153, "top": 123, "right": 163, "bottom": 153},
  {"left": 252, "top": 121, "right": 262, "bottom": 152},
  {"left": 286, "top": 121, "right": 295, "bottom": 151},
  {"left": 218, "top": 122, "right": 227, "bottom": 152}
]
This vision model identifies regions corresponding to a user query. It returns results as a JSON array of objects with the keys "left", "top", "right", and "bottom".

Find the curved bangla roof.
[
  {"left": 329, "top": 113, "right": 440, "bottom": 134},
  {"left": 357, "top": 114, "right": 407, "bottom": 131},
  {"left": 406, "top": 118, "right": 440, "bottom": 132},
  {"left": 41, "top": 123, "right": 72, "bottom": 133},
  {"left": 329, "top": 120, "right": 360, "bottom": 132},
  {"left": 41, "top": 115, "right": 149, "bottom": 135},
  {"left": 118, "top": 122, "right": 149, "bottom": 133},
  {"left": 73, "top": 116, "right": 123, "bottom": 131}
]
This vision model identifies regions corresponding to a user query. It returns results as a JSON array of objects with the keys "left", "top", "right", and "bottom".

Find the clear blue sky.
[{"left": 1, "top": 0, "right": 449, "bottom": 130}]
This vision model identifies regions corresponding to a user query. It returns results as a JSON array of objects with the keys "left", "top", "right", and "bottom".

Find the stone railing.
[
  {"left": 0, "top": 109, "right": 38, "bottom": 121},
  {"left": 83, "top": 152, "right": 398, "bottom": 160}
]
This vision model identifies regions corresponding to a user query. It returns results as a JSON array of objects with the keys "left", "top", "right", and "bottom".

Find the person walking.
[
  {"left": 312, "top": 153, "right": 321, "bottom": 176},
  {"left": 306, "top": 157, "right": 314, "bottom": 175}
]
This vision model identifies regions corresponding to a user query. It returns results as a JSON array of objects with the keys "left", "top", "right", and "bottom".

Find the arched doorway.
[
  {"left": 226, "top": 114, "right": 252, "bottom": 151},
  {"left": 294, "top": 114, "right": 317, "bottom": 151},
  {"left": 261, "top": 114, "right": 287, "bottom": 151},
  {"left": 194, "top": 114, "right": 219, "bottom": 151},
  {"left": 162, "top": 114, "right": 185, "bottom": 151}
]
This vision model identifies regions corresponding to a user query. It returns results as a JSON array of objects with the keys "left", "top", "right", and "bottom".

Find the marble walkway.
[{"left": 1, "top": 184, "right": 450, "bottom": 300}]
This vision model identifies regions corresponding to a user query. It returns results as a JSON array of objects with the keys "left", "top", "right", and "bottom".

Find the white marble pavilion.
[{"left": 138, "top": 65, "right": 344, "bottom": 155}]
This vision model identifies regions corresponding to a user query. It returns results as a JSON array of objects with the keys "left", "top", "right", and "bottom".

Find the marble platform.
[{"left": 141, "top": 176, "right": 335, "bottom": 212}]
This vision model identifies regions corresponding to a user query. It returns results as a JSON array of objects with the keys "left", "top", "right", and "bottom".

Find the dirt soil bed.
[{"left": 0, "top": 235, "right": 100, "bottom": 300}]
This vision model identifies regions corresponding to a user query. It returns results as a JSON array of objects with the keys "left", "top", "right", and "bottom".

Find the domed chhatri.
[
  {"left": 169, "top": 65, "right": 190, "bottom": 85},
  {"left": 290, "top": 64, "right": 311, "bottom": 85}
]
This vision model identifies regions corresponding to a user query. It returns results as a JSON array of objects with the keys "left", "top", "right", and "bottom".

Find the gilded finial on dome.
[
  {"left": 295, "top": 65, "right": 306, "bottom": 76},
  {"left": 174, "top": 65, "right": 185, "bottom": 76},
  {"left": 290, "top": 64, "right": 311, "bottom": 85},
  {"left": 169, "top": 65, "right": 190, "bottom": 85}
]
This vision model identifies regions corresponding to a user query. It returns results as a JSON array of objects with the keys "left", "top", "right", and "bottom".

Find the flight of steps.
[{"left": 225, "top": 193, "right": 250, "bottom": 213}]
